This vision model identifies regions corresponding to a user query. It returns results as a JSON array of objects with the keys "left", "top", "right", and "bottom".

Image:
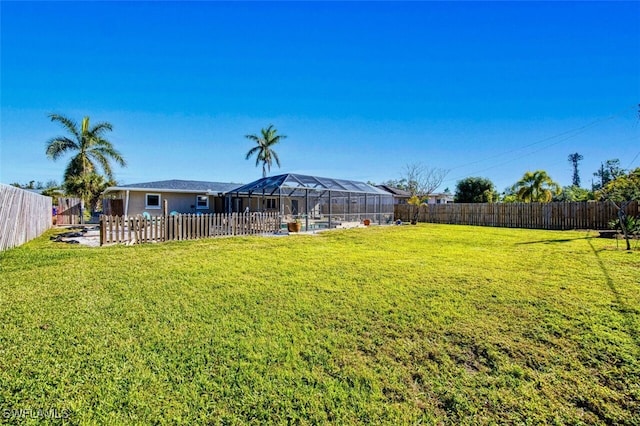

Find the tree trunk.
[{"left": 613, "top": 200, "right": 632, "bottom": 251}]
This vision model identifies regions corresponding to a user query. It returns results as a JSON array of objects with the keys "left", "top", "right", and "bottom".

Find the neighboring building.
[
  {"left": 426, "top": 192, "right": 454, "bottom": 204},
  {"left": 102, "top": 180, "right": 239, "bottom": 216},
  {"left": 375, "top": 185, "right": 411, "bottom": 205},
  {"left": 376, "top": 185, "right": 454, "bottom": 205}
]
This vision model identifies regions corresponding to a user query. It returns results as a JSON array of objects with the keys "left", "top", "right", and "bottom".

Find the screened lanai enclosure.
[{"left": 227, "top": 174, "right": 394, "bottom": 231}]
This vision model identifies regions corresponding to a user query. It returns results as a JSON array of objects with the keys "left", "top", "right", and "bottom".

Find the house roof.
[
  {"left": 104, "top": 179, "right": 240, "bottom": 195},
  {"left": 375, "top": 185, "right": 412, "bottom": 197},
  {"left": 229, "top": 173, "right": 391, "bottom": 196}
]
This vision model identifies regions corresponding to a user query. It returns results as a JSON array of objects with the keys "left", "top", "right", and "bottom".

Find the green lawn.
[{"left": 0, "top": 224, "right": 638, "bottom": 425}]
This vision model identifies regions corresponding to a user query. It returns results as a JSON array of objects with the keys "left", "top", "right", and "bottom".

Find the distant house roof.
[
  {"left": 104, "top": 180, "right": 240, "bottom": 195},
  {"left": 376, "top": 185, "right": 411, "bottom": 197},
  {"left": 229, "top": 173, "right": 392, "bottom": 196}
]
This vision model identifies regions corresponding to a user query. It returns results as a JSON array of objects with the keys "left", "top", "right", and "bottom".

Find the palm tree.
[
  {"left": 245, "top": 125, "right": 286, "bottom": 178},
  {"left": 64, "top": 173, "right": 115, "bottom": 212},
  {"left": 45, "top": 114, "right": 126, "bottom": 182},
  {"left": 513, "top": 170, "right": 561, "bottom": 202}
]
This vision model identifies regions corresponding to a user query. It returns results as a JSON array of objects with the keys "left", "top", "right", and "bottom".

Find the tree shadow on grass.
[{"left": 587, "top": 239, "right": 640, "bottom": 348}]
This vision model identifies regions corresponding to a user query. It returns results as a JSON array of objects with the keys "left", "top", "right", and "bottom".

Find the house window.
[
  {"left": 265, "top": 199, "right": 276, "bottom": 209},
  {"left": 196, "top": 195, "right": 209, "bottom": 209},
  {"left": 145, "top": 193, "right": 161, "bottom": 209}
]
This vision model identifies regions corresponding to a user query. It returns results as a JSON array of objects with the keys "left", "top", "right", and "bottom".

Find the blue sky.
[{"left": 1, "top": 1, "right": 639, "bottom": 193}]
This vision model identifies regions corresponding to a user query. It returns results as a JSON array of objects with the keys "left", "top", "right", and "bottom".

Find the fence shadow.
[{"left": 515, "top": 236, "right": 594, "bottom": 245}]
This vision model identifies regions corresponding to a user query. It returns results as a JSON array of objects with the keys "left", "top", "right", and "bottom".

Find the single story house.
[
  {"left": 101, "top": 175, "right": 396, "bottom": 228},
  {"left": 102, "top": 180, "right": 240, "bottom": 216},
  {"left": 375, "top": 185, "right": 411, "bottom": 205},
  {"left": 374, "top": 186, "right": 453, "bottom": 205}
]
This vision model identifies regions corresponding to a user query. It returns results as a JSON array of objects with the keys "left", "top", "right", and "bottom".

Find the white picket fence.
[{"left": 100, "top": 212, "right": 282, "bottom": 245}]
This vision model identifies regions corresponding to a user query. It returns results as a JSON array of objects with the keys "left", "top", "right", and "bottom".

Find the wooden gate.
[
  {"left": 103, "top": 198, "right": 124, "bottom": 216},
  {"left": 57, "top": 197, "right": 83, "bottom": 225}
]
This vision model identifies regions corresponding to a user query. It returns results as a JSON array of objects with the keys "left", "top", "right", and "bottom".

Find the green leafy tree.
[
  {"left": 245, "top": 124, "right": 286, "bottom": 178},
  {"left": 592, "top": 159, "right": 625, "bottom": 191},
  {"left": 454, "top": 177, "right": 497, "bottom": 203},
  {"left": 598, "top": 168, "right": 640, "bottom": 202},
  {"left": 499, "top": 186, "right": 518, "bottom": 203},
  {"left": 553, "top": 185, "right": 595, "bottom": 202},
  {"left": 512, "top": 170, "right": 561, "bottom": 202},
  {"left": 380, "top": 178, "right": 409, "bottom": 191},
  {"left": 598, "top": 168, "right": 640, "bottom": 250},
  {"left": 10, "top": 180, "right": 43, "bottom": 190},
  {"left": 41, "top": 186, "right": 64, "bottom": 201},
  {"left": 64, "top": 173, "right": 115, "bottom": 213},
  {"left": 10, "top": 180, "right": 61, "bottom": 198},
  {"left": 40, "top": 180, "right": 64, "bottom": 201}
]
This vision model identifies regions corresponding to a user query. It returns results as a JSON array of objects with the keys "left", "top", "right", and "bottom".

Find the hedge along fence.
[
  {"left": 394, "top": 201, "right": 639, "bottom": 231},
  {"left": 0, "top": 184, "right": 53, "bottom": 251}
]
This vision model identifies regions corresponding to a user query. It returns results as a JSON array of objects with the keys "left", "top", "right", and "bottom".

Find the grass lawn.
[{"left": 0, "top": 224, "right": 638, "bottom": 424}]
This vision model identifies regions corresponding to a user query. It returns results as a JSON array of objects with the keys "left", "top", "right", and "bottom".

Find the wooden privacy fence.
[
  {"left": 0, "top": 184, "right": 52, "bottom": 251},
  {"left": 102, "top": 198, "right": 124, "bottom": 216},
  {"left": 394, "top": 201, "right": 639, "bottom": 230},
  {"left": 57, "top": 197, "right": 83, "bottom": 225},
  {"left": 100, "top": 212, "right": 281, "bottom": 245}
]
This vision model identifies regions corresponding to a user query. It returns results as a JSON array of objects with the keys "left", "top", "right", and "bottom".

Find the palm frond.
[
  {"left": 49, "top": 114, "right": 80, "bottom": 140},
  {"left": 90, "top": 122, "right": 113, "bottom": 136},
  {"left": 90, "top": 151, "right": 114, "bottom": 180},
  {"left": 245, "top": 146, "right": 261, "bottom": 160},
  {"left": 92, "top": 143, "right": 127, "bottom": 167},
  {"left": 63, "top": 155, "right": 95, "bottom": 183},
  {"left": 272, "top": 150, "right": 281, "bottom": 168},
  {"left": 45, "top": 137, "right": 78, "bottom": 160}
]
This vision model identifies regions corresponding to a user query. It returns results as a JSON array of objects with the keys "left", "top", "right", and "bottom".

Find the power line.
[
  {"left": 442, "top": 105, "right": 638, "bottom": 185},
  {"left": 627, "top": 150, "right": 640, "bottom": 170},
  {"left": 447, "top": 116, "right": 612, "bottom": 172}
]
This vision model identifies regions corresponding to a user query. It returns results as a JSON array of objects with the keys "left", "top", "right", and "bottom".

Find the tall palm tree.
[
  {"left": 245, "top": 124, "right": 286, "bottom": 178},
  {"left": 45, "top": 114, "right": 126, "bottom": 182},
  {"left": 513, "top": 170, "right": 561, "bottom": 202}
]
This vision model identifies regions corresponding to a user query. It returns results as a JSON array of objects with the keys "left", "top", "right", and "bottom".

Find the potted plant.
[{"left": 287, "top": 217, "right": 302, "bottom": 232}]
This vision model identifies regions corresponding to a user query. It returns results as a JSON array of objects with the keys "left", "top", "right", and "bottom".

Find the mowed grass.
[{"left": 0, "top": 225, "right": 638, "bottom": 425}]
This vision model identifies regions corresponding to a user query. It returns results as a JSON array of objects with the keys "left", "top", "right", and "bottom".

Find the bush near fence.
[
  {"left": 0, "top": 184, "right": 52, "bottom": 251},
  {"left": 394, "top": 201, "right": 639, "bottom": 230},
  {"left": 100, "top": 212, "right": 281, "bottom": 245}
]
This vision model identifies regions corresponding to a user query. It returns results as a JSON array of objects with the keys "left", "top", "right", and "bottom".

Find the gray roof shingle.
[
  {"left": 375, "top": 185, "right": 411, "bottom": 197},
  {"left": 114, "top": 180, "right": 240, "bottom": 193}
]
